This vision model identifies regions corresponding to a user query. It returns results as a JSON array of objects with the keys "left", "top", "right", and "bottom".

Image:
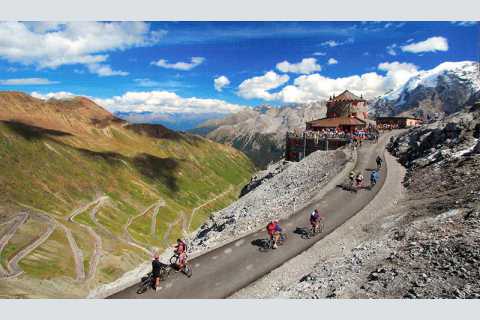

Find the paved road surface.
[{"left": 109, "top": 132, "right": 395, "bottom": 299}]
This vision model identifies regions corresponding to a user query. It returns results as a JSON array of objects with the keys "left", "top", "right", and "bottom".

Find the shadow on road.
[{"left": 293, "top": 227, "right": 309, "bottom": 238}]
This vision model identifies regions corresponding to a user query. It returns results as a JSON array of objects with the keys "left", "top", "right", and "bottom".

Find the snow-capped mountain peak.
[{"left": 373, "top": 61, "right": 480, "bottom": 118}]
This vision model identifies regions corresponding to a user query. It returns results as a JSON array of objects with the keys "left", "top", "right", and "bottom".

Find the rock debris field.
[
  {"left": 187, "top": 149, "right": 349, "bottom": 254},
  {"left": 275, "top": 104, "right": 480, "bottom": 299}
]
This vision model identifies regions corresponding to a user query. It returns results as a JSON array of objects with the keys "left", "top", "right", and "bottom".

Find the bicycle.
[
  {"left": 259, "top": 232, "right": 287, "bottom": 252},
  {"left": 302, "top": 220, "right": 325, "bottom": 239},
  {"left": 136, "top": 264, "right": 172, "bottom": 294},
  {"left": 169, "top": 253, "right": 193, "bottom": 278}
]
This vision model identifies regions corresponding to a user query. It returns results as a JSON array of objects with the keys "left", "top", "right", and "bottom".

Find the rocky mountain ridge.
[
  {"left": 372, "top": 61, "right": 480, "bottom": 119},
  {"left": 193, "top": 101, "right": 327, "bottom": 168}
]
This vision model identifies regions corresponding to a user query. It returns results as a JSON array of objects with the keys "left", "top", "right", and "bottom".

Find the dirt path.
[
  {"left": 0, "top": 213, "right": 28, "bottom": 277},
  {"left": 16, "top": 200, "right": 99, "bottom": 282},
  {"left": 67, "top": 196, "right": 109, "bottom": 281},
  {"left": 150, "top": 201, "right": 165, "bottom": 239},
  {"left": 7, "top": 214, "right": 56, "bottom": 278},
  {"left": 123, "top": 200, "right": 164, "bottom": 255},
  {"left": 163, "top": 213, "right": 186, "bottom": 246},
  {"left": 186, "top": 186, "right": 234, "bottom": 233}
]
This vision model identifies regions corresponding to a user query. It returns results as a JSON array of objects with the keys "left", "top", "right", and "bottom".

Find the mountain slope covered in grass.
[{"left": 0, "top": 91, "right": 254, "bottom": 298}]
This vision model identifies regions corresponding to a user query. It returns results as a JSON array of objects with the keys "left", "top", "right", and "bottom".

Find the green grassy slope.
[{"left": 0, "top": 95, "right": 254, "bottom": 297}]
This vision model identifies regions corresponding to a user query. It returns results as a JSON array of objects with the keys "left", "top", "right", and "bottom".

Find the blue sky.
[{"left": 0, "top": 21, "right": 478, "bottom": 129}]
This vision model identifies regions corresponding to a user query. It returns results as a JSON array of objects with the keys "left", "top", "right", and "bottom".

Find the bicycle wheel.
[
  {"left": 319, "top": 221, "right": 325, "bottom": 233},
  {"left": 169, "top": 254, "right": 178, "bottom": 265},
  {"left": 183, "top": 264, "right": 193, "bottom": 278},
  {"left": 258, "top": 239, "right": 272, "bottom": 252},
  {"left": 159, "top": 268, "right": 169, "bottom": 281},
  {"left": 136, "top": 278, "right": 150, "bottom": 294}
]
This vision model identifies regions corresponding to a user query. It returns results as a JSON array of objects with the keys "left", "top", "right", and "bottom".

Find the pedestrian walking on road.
[
  {"left": 376, "top": 156, "right": 383, "bottom": 170},
  {"left": 370, "top": 169, "right": 379, "bottom": 188}
]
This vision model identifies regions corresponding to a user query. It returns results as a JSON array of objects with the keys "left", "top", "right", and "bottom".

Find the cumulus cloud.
[
  {"left": 0, "top": 78, "right": 58, "bottom": 85},
  {"left": 401, "top": 36, "right": 449, "bottom": 53},
  {"left": 276, "top": 58, "right": 321, "bottom": 74},
  {"left": 31, "top": 91, "right": 76, "bottom": 100},
  {"left": 151, "top": 57, "right": 205, "bottom": 71},
  {"left": 94, "top": 91, "right": 247, "bottom": 115},
  {"left": 238, "top": 62, "right": 420, "bottom": 104},
  {"left": 237, "top": 71, "right": 289, "bottom": 100},
  {"left": 0, "top": 22, "right": 163, "bottom": 76},
  {"left": 378, "top": 61, "right": 419, "bottom": 90},
  {"left": 214, "top": 75, "right": 230, "bottom": 91},
  {"left": 313, "top": 52, "right": 326, "bottom": 56},
  {"left": 327, "top": 58, "right": 338, "bottom": 65}
]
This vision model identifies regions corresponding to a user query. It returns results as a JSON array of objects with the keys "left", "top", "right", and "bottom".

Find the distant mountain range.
[
  {"left": 0, "top": 91, "right": 254, "bottom": 298},
  {"left": 114, "top": 111, "right": 229, "bottom": 131},
  {"left": 191, "top": 102, "right": 327, "bottom": 168},
  {"left": 372, "top": 61, "right": 480, "bottom": 119}
]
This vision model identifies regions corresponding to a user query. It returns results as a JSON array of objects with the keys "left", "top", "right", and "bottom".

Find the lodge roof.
[
  {"left": 307, "top": 116, "right": 366, "bottom": 128},
  {"left": 330, "top": 90, "right": 364, "bottom": 102}
]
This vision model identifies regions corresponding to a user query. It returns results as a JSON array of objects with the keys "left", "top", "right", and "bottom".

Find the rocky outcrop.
[{"left": 277, "top": 105, "right": 480, "bottom": 299}]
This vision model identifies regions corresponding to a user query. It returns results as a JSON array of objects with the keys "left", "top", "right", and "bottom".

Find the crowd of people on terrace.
[
  {"left": 288, "top": 126, "right": 379, "bottom": 142},
  {"left": 376, "top": 123, "right": 400, "bottom": 130}
]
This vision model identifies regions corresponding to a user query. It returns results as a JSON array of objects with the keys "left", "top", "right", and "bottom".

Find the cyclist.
[
  {"left": 355, "top": 172, "right": 364, "bottom": 188},
  {"left": 152, "top": 253, "right": 162, "bottom": 290},
  {"left": 266, "top": 220, "right": 282, "bottom": 249},
  {"left": 349, "top": 171, "right": 356, "bottom": 186},
  {"left": 376, "top": 156, "right": 383, "bottom": 169},
  {"left": 173, "top": 238, "right": 187, "bottom": 272},
  {"left": 309, "top": 209, "right": 323, "bottom": 233},
  {"left": 370, "top": 169, "right": 378, "bottom": 187}
]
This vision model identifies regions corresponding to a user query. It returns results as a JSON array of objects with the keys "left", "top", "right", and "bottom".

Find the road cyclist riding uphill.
[
  {"left": 265, "top": 219, "right": 286, "bottom": 250},
  {"left": 307, "top": 209, "right": 324, "bottom": 238}
]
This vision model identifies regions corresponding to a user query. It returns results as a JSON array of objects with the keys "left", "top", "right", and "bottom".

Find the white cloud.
[
  {"left": 0, "top": 22, "right": 163, "bottom": 76},
  {"left": 31, "top": 91, "right": 76, "bottom": 100},
  {"left": 320, "top": 38, "right": 354, "bottom": 47},
  {"left": 214, "top": 75, "right": 230, "bottom": 92},
  {"left": 237, "top": 71, "right": 289, "bottom": 100},
  {"left": 0, "top": 78, "right": 58, "bottom": 85},
  {"left": 276, "top": 58, "right": 321, "bottom": 74},
  {"left": 401, "top": 36, "right": 449, "bottom": 54},
  {"left": 378, "top": 61, "right": 419, "bottom": 89},
  {"left": 313, "top": 52, "right": 326, "bottom": 56},
  {"left": 151, "top": 57, "right": 205, "bottom": 71},
  {"left": 239, "top": 61, "right": 419, "bottom": 104},
  {"left": 450, "top": 21, "right": 477, "bottom": 27},
  {"left": 94, "top": 91, "right": 247, "bottom": 115},
  {"left": 386, "top": 44, "right": 398, "bottom": 56},
  {"left": 87, "top": 64, "right": 129, "bottom": 77},
  {"left": 327, "top": 58, "right": 338, "bottom": 65}
]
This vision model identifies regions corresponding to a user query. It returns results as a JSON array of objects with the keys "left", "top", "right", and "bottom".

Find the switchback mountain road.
[{"left": 109, "top": 131, "right": 399, "bottom": 299}]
